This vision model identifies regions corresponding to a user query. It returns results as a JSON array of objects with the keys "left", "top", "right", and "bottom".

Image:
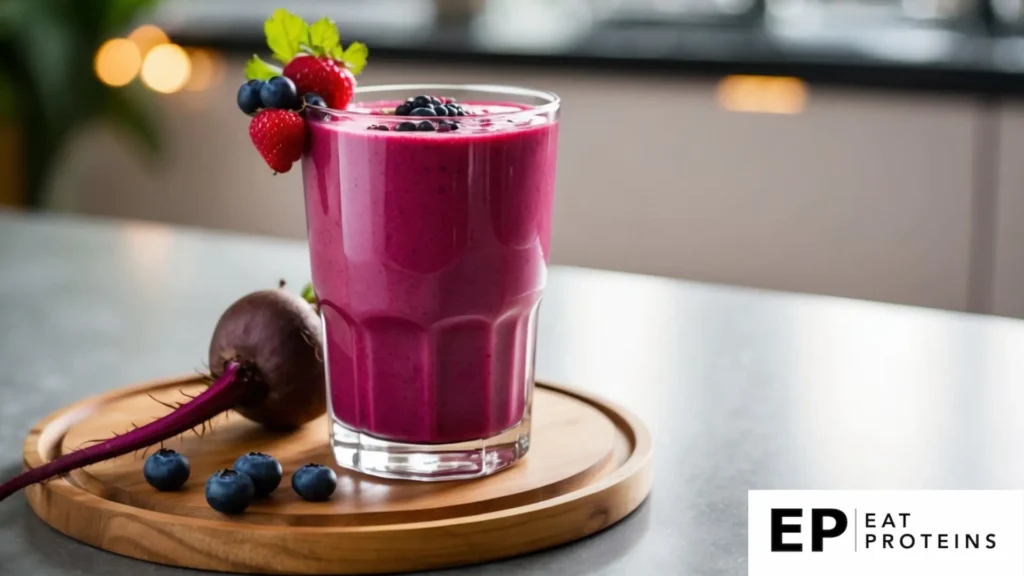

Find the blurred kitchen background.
[{"left": 3, "top": 0, "right": 1024, "bottom": 317}]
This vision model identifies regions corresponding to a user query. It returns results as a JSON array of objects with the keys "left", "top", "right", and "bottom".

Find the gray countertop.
[{"left": 3, "top": 211, "right": 1024, "bottom": 575}]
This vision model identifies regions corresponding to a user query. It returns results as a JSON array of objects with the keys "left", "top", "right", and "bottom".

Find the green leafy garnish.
[
  {"left": 247, "top": 9, "right": 369, "bottom": 77},
  {"left": 340, "top": 42, "right": 368, "bottom": 75},
  {"left": 264, "top": 8, "right": 309, "bottom": 64},
  {"left": 244, "top": 54, "right": 282, "bottom": 81},
  {"left": 307, "top": 17, "right": 340, "bottom": 57}
]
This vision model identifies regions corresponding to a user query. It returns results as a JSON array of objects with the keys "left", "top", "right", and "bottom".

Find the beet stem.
[{"left": 0, "top": 361, "right": 251, "bottom": 502}]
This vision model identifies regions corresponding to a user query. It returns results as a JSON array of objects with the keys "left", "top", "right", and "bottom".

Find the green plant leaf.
[
  {"left": 15, "top": 15, "right": 75, "bottom": 141},
  {"left": 264, "top": 9, "right": 309, "bottom": 64},
  {"left": 328, "top": 45, "right": 344, "bottom": 61},
  {"left": 102, "top": 0, "right": 159, "bottom": 33},
  {"left": 2, "top": 0, "right": 164, "bottom": 208},
  {"left": 307, "top": 17, "right": 339, "bottom": 57},
  {"left": 340, "top": 42, "right": 368, "bottom": 75},
  {"left": 245, "top": 54, "right": 281, "bottom": 81},
  {"left": 0, "top": 0, "right": 26, "bottom": 40},
  {"left": 0, "top": 67, "right": 14, "bottom": 118}
]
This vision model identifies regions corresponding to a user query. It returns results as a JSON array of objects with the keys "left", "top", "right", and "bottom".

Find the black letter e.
[{"left": 771, "top": 509, "right": 803, "bottom": 552}]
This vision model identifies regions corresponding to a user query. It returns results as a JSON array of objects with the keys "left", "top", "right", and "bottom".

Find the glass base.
[{"left": 330, "top": 417, "right": 531, "bottom": 482}]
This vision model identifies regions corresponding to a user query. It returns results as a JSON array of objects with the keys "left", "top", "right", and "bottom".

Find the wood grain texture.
[{"left": 22, "top": 375, "right": 653, "bottom": 574}]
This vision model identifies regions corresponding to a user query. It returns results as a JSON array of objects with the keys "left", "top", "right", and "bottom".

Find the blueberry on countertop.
[
  {"left": 291, "top": 463, "right": 338, "bottom": 502},
  {"left": 205, "top": 469, "right": 255, "bottom": 515},
  {"left": 233, "top": 452, "right": 283, "bottom": 498},
  {"left": 143, "top": 448, "right": 190, "bottom": 491}
]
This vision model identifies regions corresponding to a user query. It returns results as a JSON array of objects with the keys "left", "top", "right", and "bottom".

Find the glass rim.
[{"left": 310, "top": 83, "right": 560, "bottom": 119}]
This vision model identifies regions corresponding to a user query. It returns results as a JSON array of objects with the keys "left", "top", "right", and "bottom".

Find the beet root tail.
[{"left": 0, "top": 362, "right": 248, "bottom": 502}]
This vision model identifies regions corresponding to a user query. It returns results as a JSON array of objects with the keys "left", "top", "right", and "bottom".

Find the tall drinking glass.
[{"left": 300, "top": 84, "right": 560, "bottom": 481}]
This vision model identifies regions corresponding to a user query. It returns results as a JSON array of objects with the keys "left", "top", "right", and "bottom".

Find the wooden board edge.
[{"left": 21, "top": 376, "right": 654, "bottom": 574}]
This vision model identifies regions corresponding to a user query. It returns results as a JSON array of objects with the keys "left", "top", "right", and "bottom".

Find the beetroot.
[
  {"left": 0, "top": 286, "right": 324, "bottom": 502},
  {"left": 209, "top": 288, "right": 325, "bottom": 428}
]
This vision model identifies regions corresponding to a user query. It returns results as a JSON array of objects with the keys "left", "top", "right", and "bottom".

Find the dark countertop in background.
[{"left": 152, "top": 0, "right": 1024, "bottom": 96}]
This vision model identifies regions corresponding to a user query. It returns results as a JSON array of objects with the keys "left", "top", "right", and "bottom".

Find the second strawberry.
[{"left": 283, "top": 55, "right": 356, "bottom": 111}]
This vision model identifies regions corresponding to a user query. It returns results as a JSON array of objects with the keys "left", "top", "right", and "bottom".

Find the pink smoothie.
[{"left": 301, "top": 101, "right": 559, "bottom": 444}]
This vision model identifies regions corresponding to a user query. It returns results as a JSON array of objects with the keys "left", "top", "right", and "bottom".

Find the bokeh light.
[
  {"left": 716, "top": 75, "right": 808, "bottom": 115},
  {"left": 128, "top": 24, "right": 170, "bottom": 58},
  {"left": 140, "top": 44, "right": 192, "bottom": 94},
  {"left": 184, "top": 48, "right": 225, "bottom": 92},
  {"left": 94, "top": 38, "right": 142, "bottom": 87}
]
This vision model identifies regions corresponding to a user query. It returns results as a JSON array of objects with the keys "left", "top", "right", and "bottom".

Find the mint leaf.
[
  {"left": 264, "top": 9, "right": 309, "bottom": 64},
  {"left": 340, "top": 41, "right": 369, "bottom": 75},
  {"left": 308, "top": 17, "right": 340, "bottom": 57},
  {"left": 244, "top": 54, "right": 281, "bottom": 81},
  {"left": 328, "top": 45, "right": 344, "bottom": 61}
]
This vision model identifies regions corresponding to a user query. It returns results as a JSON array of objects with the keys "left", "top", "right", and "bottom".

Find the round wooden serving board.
[{"left": 21, "top": 376, "right": 653, "bottom": 574}]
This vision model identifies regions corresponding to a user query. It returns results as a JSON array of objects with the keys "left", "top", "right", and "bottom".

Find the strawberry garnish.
[
  {"left": 244, "top": 10, "right": 368, "bottom": 110},
  {"left": 239, "top": 9, "right": 370, "bottom": 173},
  {"left": 249, "top": 109, "right": 306, "bottom": 174},
  {"left": 283, "top": 56, "right": 356, "bottom": 110}
]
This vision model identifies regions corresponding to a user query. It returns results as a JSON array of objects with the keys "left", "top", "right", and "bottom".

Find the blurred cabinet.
[
  {"left": 545, "top": 78, "right": 977, "bottom": 312},
  {"left": 992, "top": 104, "right": 1024, "bottom": 318},
  {"left": 51, "top": 59, "right": 979, "bottom": 312}
]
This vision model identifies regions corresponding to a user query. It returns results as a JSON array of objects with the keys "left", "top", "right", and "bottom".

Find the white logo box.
[{"left": 748, "top": 490, "right": 1024, "bottom": 576}]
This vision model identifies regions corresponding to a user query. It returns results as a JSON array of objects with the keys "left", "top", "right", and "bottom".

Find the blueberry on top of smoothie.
[
  {"left": 437, "top": 120, "right": 459, "bottom": 132},
  {"left": 237, "top": 79, "right": 265, "bottom": 115},
  {"left": 260, "top": 76, "right": 300, "bottom": 110},
  {"left": 395, "top": 121, "right": 417, "bottom": 132},
  {"left": 416, "top": 120, "right": 436, "bottom": 132},
  {"left": 302, "top": 93, "right": 327, "bottom": 108},
  {"left": 394, "top": 95, "right": 467, "bottom": 117}
]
